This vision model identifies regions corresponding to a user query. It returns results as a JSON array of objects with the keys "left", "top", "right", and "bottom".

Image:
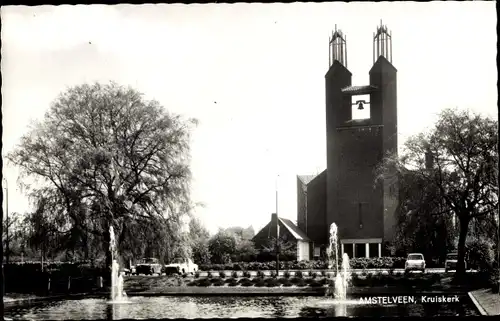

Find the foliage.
[
  {"left": 197, "top": 257, "right": 405, "bottom": 271},
  {"left": 7, "top": 82, "right": 197, "bottom": 267},
  {"left": 258, "top": 236, "right": 297, "bottom": 262},
  {"left": 208, "top": 229, "right": 237, "bottom": 264},
  {"left": 376, "top": 108, "right": 498, "bottom": 278},
  {"left": 192, "top": 239, "right": 211, "bottom": 265},
  {"left": 465, "top": 238, "right": 496, "bottom": 272}
]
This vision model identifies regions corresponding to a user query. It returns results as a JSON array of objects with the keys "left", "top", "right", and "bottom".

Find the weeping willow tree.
[{"left": 8, "top": 82, "right": 197, "bottom": 268}]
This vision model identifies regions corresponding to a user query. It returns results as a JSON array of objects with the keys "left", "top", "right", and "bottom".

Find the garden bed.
[{"left": 122, "top": 271, "right": 476, "bottom": 294}]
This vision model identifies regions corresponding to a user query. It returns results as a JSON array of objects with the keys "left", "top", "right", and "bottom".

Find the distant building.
[
  {"left": 255, "top": 22, "right": 399, "bottom": 261},
  {"left": 252, "top": 213, "right": 312, "bottom": 261}
]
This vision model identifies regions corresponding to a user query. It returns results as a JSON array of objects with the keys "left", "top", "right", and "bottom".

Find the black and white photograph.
[{"left": 1, "top": 1, "right": 499, "bottom": 319}]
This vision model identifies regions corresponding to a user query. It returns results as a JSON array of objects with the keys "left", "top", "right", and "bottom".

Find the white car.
[
  {"left": 405, "top": 253, "right": 426, "bottom": 273},
  {"left": 163, "top": 258, "right": 198, "bottom": 275}
]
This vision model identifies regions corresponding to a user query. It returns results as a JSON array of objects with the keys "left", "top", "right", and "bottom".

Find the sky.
[{"left": 1, "top": 2, "right": 497, "bottom": 236}]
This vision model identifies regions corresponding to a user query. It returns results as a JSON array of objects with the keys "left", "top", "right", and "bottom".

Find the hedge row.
[
  {"left": 198, "top": 257, "right": 407, "bottom": 271},
  {"left": 186, "top": 273, "right": 445, "bottom": 288}
]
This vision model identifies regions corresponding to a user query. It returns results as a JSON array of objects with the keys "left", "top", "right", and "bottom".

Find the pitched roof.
[
  {"left": 297, "top": 175, "right": 316, "bottom": 185},
  {"left": 279, "top": 217, "right": 311, "bottom": 242}
]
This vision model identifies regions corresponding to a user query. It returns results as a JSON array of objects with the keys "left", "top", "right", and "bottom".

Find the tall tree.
[
  {"left": 8, "top": 82, "right": 197, "bottom": 268},
  {"left": 377, "top": 108, "right": 498, "bottom": 280}
]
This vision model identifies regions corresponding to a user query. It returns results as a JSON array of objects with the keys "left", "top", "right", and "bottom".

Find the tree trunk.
[
  {"left": 455, "top": 217, "right": 470, "bottom": 281},
  {"left": 103, "top": 220, "right": 112, "bottom": 284}
]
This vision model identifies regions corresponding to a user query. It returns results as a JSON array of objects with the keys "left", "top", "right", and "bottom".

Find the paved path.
[{"left": 469, "top": 289, "right": 500, "bottom": 315}]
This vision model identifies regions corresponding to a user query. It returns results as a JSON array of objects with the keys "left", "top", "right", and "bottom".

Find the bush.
[
  {"left": 270, "top": 270, "right": 278, "bottom": 278},
  {"left": 239, "top": 278, "right": 253, "bottom": 287},
  {"left": 219, "top": 271, "right": 226, "bottom": 278},
  {"left": 310, "top": 271, "right": 318, "bottom": 278},
  {"left": 466, "top": 239, "right": 496, "bottom": 272},
  {"left": 207, "top": 272, "right": 213, "bottom": 278},
  {"left": 310, "top": 280, "right": 324, "bottom": 287},
  {"left": 295, "top": 271, "right": 303, "bottom": 278},
  {"left": 256, "top": 270, "right": 265, "bottom": 278},
  {"left": 284, "top": 271, "right": 291, "bottom": 279},
  {"left": 265, "top": 278, "right": 279, "bottom": 287},
  {"left": 231, "top": 271, "right": 238, "bottom": 278},
  {"left": 253, "top": 277, "right": 266, "bottom": 287},
  {"left": 243, "top": 271, "right": 251, "bottom": 278},
  {"left": 226, "top": 278, "right": 238, "bottom": 286},
  {"left": 194, "top": 271, "right": 200, "bottom": 278},
  {"left": 197, "top": 278, "right": 212, "bottom": 287},
  {"left": 211, "top": 278, "right": 224, "bottom": 286}
]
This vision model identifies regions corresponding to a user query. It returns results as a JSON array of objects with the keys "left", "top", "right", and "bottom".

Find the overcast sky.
[{"left": 1, "top": 2, "right": 497, "bottom": 235}]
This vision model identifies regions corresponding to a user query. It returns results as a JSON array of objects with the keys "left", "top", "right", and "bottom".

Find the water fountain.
[
  {"left": 327, "top": 223, "right": 351, "bottom": 301},
  {"left": 109, "top": 226, "right": 128, "bottom": 303}
]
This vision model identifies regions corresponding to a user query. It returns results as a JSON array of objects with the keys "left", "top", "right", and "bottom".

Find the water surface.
[{"left": 4, "top": 295, "right": 479, "bottom": 319}]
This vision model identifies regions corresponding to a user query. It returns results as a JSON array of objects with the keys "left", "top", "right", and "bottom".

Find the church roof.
[
  {"left": 279, "top": 217, "right": 311, "bottom": 242},
  {"left": 341, "top": 85, "right": 378, "bottom": 95},
  {"left": 297, "top": 175, "right": 316, "bottom": 186}
]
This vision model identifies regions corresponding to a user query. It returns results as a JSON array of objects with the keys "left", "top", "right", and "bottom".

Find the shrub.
[
  {"left": 240, "top": 278, "right": 253, "bottom": 287},
  {"left": 295, "top": 271, "right": 303, "bottom": 278},
  {"left": 211, "top": 278, "right": 224, "bottom": 286},
  {"left": 226, "top": 278, "right": 238, "bottom": 287},
  {"left": 219, "top": 271, "right": 226, "bottom": 278},
  {"left": 310, "top": 280, "right": 323, "bottom": 287},
  {"left": 207, "top": 272, "right": 213, "bottom": 278},
  {"left": 197, "top": 278, "right": 212, "bottom": 287},
  {"left": 243, "top": 271, "right": 251, "bottom": 278},
  {"left": 253, "top": 277, "right": 266, "bottom": 287},
  {"left": 283, "top": 270, "right": 291, "bottom": 279},
  {"left": 194, "top": 271, "right": 200, "bottom": 278},
  {"left": 310, "top": 271, "right": 318, "bottom": 279},
  {"left": 231, "top": 271, "right": 238, "bottom": 278},
  {"left": 466, "top": 239, "right": 496, "bottom": 272},
  {"left": 280, "top": 278, "right": 292, "bottom": 287},
  {"left": 182, "top": 273, "right": 189, "bottom": 278},
  {"left": 265, "top": 278, "right": 279, "bottom": 287},
  {"left": 256, "top": 270, "right": 265, "bottom": 278},
  {"left": 270, "top": 270, "right": 278, "bottom": 278}
]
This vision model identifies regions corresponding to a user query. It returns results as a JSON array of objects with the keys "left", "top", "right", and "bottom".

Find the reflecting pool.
[{"left": 4, "top": 295, "right": 479, "bottom": 319}]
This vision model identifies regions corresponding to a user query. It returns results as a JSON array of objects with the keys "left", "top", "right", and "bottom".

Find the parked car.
[
  {"left": 135, "top": 258, "right": 163, "bottom": 275},
  {"left": 445, "top": 252, "right": 467, "bottom": 272},
  {"left": 163, "top": 258, "right": 198, "bottom": 275},
  {"left": 405, "top": 253, "right": 426, "bottom": 273}
]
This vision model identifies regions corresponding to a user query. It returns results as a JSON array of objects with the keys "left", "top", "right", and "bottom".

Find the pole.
[
  {"left": 5, "top": 179, "right": 9, "bottom": 265},
  {"left": 276, "top": 175, "right": 279, "bottom": 277}
]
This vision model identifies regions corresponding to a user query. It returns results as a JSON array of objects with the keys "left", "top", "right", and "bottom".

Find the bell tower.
[{"left": 325, "top": 21, "right": 398, "bottom": 259}]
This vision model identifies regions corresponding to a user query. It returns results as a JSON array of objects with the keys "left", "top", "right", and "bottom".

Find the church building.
[{"left": 254, "top": 22, "right": 399, "bottom": 261}]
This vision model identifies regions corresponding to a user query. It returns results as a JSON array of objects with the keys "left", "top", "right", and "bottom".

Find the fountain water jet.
[
  {"left": 109, "top": 226, "right": 129, "bottom": 303},
  {"left": 327, "top": 223, "right": 351, "bottom": 301}
]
